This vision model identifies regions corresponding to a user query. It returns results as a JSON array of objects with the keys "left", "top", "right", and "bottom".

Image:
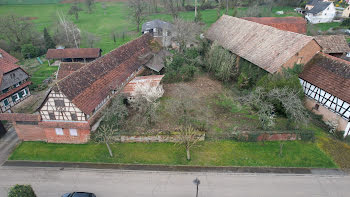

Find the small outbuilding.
[
  {"left": 46, "top": 48, "right": 102, "bottom": 65},
  {"left": 142, "top": 20, "right": 174, "bottom": 47},
  {"left": 315, "top": 35, "right": 350, "bottom": 58}
]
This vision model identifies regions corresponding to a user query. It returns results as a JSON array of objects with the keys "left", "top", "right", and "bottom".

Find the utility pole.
[{"left": 193, "top": 178, "right": 200, "bottom": 197}]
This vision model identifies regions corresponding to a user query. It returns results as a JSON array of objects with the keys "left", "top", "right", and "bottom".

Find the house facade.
[
  {"left": 142, "top": 20, "right": 174, "bottom": 47},
  {"left": 206, "top": 15, "right": 321, "bottom": 74},
  {"left": 342, "top": 5, "right": 350, "bottom": 17},
  {"left": 305, "top": 2, "right": 336, "bottom": 24},
  {"left": 3, "top": 34, "right": 157, "bottom": 144},
  {"left": 0, "top": 49, "right": 31, "bottom": 113},
  {"left": 299, "top": 53, "right": 350, "bottom": 136}
]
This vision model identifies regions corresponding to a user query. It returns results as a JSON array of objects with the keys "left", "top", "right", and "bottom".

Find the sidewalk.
[
  {"left": 0, "top": 127, "right": 19, "bottom": 165},
  {"left": 3, "top": 160, "right": 346, "bottom": 175}
]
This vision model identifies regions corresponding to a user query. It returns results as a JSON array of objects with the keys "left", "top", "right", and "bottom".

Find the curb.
[{"left": 3, "top": 160, "right": 346, "bottom": 175}]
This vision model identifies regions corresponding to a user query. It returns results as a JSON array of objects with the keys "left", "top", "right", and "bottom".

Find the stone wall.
[{"left": 118, "top": 134, "right": 205, "bottom": 143}]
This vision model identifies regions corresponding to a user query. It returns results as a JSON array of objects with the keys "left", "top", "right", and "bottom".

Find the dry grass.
[{"left": 318, "top": 135, "right": 350, "bottom": 170}]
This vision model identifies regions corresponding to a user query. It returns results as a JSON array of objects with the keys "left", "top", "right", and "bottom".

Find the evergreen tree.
[{"left": 43, "top": 28, "right": 55, "bottom": 50}]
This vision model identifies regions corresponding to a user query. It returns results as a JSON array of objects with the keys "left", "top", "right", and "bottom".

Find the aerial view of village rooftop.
[{"left": 0, "top": 0, "right": 350, "bottom": 196}]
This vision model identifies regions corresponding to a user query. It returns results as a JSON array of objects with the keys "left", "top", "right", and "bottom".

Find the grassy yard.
[
  {"left": 29, "top": 61, "right": 58, "bottom": 87},
  {"left": 10, "top": 140, "right": 337, "bottom": 168}
]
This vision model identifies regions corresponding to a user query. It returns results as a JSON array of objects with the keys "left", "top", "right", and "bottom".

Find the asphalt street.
[{"left": 0, "top": 166, "right": 349, "bottom": 197}]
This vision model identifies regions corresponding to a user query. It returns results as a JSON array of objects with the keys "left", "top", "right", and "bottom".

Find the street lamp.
[{"left": 193, "top": 178, "right": 200, "bottom": 197}]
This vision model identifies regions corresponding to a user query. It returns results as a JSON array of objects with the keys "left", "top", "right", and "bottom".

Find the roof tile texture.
[
  {"left": 299, "top": 52, "right": 350, "bottom": 104},
  {"left": 46, "top": 48, "right": 101, "bottom": 59},
  {"left": 57, "top": 62, "right": 86, "bottom": 80},
  {"left": 206, "top": 15, "right": 314, "bottom": 74},
  {"left": 242, "top": 17, "right": 307, "bottom": 34},
  {"left": 0, "top": 48, "right": 19, "bottom": 64},
  {"left": 57, "top": 34, "right": 153, "bottom": 115},
  {"left": 315, "top": 35, "right": 350, "bottom": 54}
]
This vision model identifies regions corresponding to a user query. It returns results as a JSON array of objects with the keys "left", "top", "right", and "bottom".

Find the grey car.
[{"left": 62, "top": 192, "right": 96, "bottom": 197}]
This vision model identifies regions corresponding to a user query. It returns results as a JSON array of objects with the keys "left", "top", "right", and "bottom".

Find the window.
[
  {"left": 55, "top": 128, "right": 63, "bottom": 136},
  {"left": 2, "top": 88, "right": 8, "bottom": 94},
  {"left": 3, "top": 98, "right": 9, "bottom": 107},
  {"left": 14, "top": 83, "right": 20, "bottom": 88},
  {"left": 22, "top": 89, "right": 27, "bottom": 96},
  {"left": 10, "top": 73, "right": 15, "bottom": 79},
  {"left": 0, "top": 53, "right": 2, "bottom": 58},
  {"left": 54, "top": 100, "right": 65, "bottom": 107},
  {"left": 48, "top": 113, "right": 56, "bottom": 120},
  {"left": 69, "top": 129, "right": 78, "bottom": 136},
  {"left": 11, "top": 94, "right": 19, "bottom": 102},
  {"left": 71, "top": 113, "right": 78, "bottom": 121},
  {"left": 314, "top": 104, "right": 320, "bottom": 110}
]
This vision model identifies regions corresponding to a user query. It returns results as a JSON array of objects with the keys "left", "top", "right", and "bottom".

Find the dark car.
[{"left": 62, "top": 192, "right": 96, "bottom": 197}]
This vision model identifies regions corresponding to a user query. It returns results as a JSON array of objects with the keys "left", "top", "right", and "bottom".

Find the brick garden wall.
[{"left": 14, "top": 122, "right": 46, "bottom": 142}]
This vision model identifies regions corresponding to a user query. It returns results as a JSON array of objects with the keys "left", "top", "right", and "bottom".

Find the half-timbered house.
[
  {"left": 9, "top": 34, "right": 155, "bottom": 143},
  {"left": 299, "top": 52, "right": 350, "bottom": 136},
  {"left": 0, "top": 49, "right": 31, "bottom": 113}
]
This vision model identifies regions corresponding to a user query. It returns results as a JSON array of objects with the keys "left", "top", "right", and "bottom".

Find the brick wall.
[
  {"left": 281, "top": 40, "right": 321, "bottom": 72},
  {"left": 14, "top": 122, "right": 46, "bottom": 142},
  {"left": 43, "top": 127, "right": 90, "bottom": 144}
]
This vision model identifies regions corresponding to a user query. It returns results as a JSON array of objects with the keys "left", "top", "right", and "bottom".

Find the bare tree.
[
  {"left": 173, "top": 18, "right": 202, "bottom": 53},
  {"left": 0, "top": 15, "right": 40, "bottom": 51},
  {"left": 163, "top": 0, "right": 179, "bottom": 19},
  {"left": 55, "top": 11, "right": 81, "bottom": 48},
  {"left": 82, "top": 31, "right": 100, "bottom": 48},
  {"left": 177, "top": 126, "right": 203, "bottom": 160},
  {"left": 68, "top": 4, "right": 83, "bottom": 20},
  {"left": 85, "top": 0, "right": 95, "bottom": 14},
  {"left": 128, "top": 0, "right": 149, "bottom": 32},
  {"left": 94, "top": 124, "right": 117, "bottom": 157}
]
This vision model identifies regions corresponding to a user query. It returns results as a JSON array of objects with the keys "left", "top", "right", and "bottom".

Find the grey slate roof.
[
  {"left": 0, "top": 68, "right": 29, "bottom": 91},
  {"left": 307, "top": 0, "right": 320, "bottom": 6},
  {"left": 142, "top": 20, "right": 174, "bottom": 32},
  {"left": 307, "top": 2, "right": 331, "bottom": 14}
]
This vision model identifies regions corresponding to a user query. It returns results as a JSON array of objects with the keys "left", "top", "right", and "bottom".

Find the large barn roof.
[
  {"left": 299, "top": 52, "right": 350, "bottom": 104},
  {"left": 46, "top": 48, "right": 101, "bottom": 59},
  {"left": 56, "top": 62, "right": 86, "bottom": 80},
  {"left": 206, "top": 15, "right": 314, "bottom": 73},
  {"left": 56, "top": 34, "right": 154, "bottom": 115},
  {"left": 315, "top": 35, "right": 350, "bottom": 54},
  {"left": 242, "top": 17, "right": 307, "bottom": 34}
]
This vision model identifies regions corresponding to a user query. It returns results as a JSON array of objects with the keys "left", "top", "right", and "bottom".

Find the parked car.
[{"left": 62, "top": 192, "right": 96, "bottom": 197}]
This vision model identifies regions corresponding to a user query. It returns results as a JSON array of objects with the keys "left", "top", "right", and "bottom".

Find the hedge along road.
[{"left": 0, "top": 166, "right": 349, "bottom": 197}]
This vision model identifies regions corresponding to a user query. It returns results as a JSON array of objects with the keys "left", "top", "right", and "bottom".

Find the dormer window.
[
  {"left": 0, "top": 53, "right": 2, "bottom": 58},
  {"left": 10, "top": 73, "right": 15, "bottom": 79},
  {"left": 14, "top": 83, "right": 20, "bottom": 88}
]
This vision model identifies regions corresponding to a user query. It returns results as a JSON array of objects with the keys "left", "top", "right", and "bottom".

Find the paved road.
[
  {"left": 0, "top": 127, "right": 19, "bottom": 165},
  {"left": 0, "top": 167, "right": 349, "bottom": 197}
]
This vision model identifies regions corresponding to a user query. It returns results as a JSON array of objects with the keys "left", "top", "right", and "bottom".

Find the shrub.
[
  {"left": 8, "top": 185, "right": 37, "bottom": 197},
  {"left": 163, "top": 51, "right": 198, "bottom": 83},
  {"left": 179, "top": 65, "right": 198, "bottom": 82},
  {"left": 341, "top": 18, "right": 350, "bottom": 27},
  {"left": 232, "top": 130, "right": 315, "bottom": 142},
  {"left": 238, "top": 58, "right": 267, "bottom": 89},
  {"left": 21, "top": 44, "right": 41, "bottom": 59},
  {"left": 334, "top": 131, "right": 345, "bottom": 141}
]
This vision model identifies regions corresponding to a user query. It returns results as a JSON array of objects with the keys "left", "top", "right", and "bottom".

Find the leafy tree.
[
  {"left": 128, "top": 0, "right": 149, "bottom": 32},
  {"left": 8, "top": 185, "right": 37, "bottom": 197},
  {"left": 68, "top": 4, "right": 83, "bottom": 20},
  {"left": 43, "top": 28, "right": 55, "bottom": 50},
  {"left": 21, "top": 44, "right": 40, "bottom": 59}
]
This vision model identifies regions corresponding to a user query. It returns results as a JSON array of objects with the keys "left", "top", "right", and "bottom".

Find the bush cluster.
[
  {"left": 232, "top": 130, "right": 315, "bottom": 142},
  {"left": 8, "top": 185, "right": 37, "bottom": 197},
  {"left": 163, "top": 49, "right": 199, "bottom": 83}
]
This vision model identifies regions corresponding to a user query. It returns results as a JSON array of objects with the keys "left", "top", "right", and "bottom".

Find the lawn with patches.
[
  {"left": 10, "top": 140, "right": 337, "bottom": 168},
  {"left": 30, "top": 61, "right": 58, "bottom": 87},
  {"left": 315, "top": 22, "right": 341, "bottom": 31}
]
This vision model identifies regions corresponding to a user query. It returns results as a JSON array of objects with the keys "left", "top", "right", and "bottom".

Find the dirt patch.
[{"left": 60, "top": 0, "right": 128, "bottom": 3}]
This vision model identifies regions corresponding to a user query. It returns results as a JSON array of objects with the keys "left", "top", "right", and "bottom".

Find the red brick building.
[{"left": 1, "top": 34, "right": 157, "bottom": 143}]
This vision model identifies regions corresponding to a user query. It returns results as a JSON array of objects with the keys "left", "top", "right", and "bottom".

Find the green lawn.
[
  {"left": 10, "top": 140, "right": 337, "bottom": 168},
  {"left": 30, "top": 61, "right": 58, "bottom": 87},
  {"left": 315, "top": 22, "right": 341, "bottom": 31},
  {"left": 0, "top": 3, "right": 301, "bottom": 54}
]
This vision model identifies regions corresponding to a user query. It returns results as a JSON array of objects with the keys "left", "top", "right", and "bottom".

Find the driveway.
[
  {"left": 0, "top": 127, "right": 19, "bottom": 165},
  {"left": 0, "top": 167, "right": 349, "bottom": 197}
]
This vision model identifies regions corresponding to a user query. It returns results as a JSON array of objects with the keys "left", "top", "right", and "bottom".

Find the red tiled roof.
[
  {"left": 0, "top": 113, "right": 41, "bottom": 122},
  {"left": 122, "top": 75, "right": 164, "bottom": 95},
  {"left": 299, "top": 52, "right": 350, "bottom": 104},
  {"left": 0, "top": 48, "right": 19, "bottom": 64},
  {"left": 242, "top": 17, "right": 307, "bottom": 34},
  {"left": 57, "top": 62, "right": 86, "bottom": 80},
  {"left": 46, "top": 48, "right": 101, "bottom": 59},
  {"left": 0, "top": 59, "right": 20, "bottom": 74},
  {"left": 315, "top": 35, "right": 350, "bottom": 54},
  {"left": 0, "top": 81, "right": 31, "bottom": 100},
  {"left": 57, "top": 34, "right": 153, "bottom": 115}
]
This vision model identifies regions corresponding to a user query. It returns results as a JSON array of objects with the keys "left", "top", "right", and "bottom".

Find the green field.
[
  {"left": 10, "top": 140, "right": 336, "bottom": 168},
  {"left": 0, "top": 0, "right": 61, "bottom": 4},
  {"left": 0, "top": 3, "right": 301, "bottom": 54}
]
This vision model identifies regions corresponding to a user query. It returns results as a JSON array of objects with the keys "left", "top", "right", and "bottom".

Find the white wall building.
[{"left": 305, "top": 2, "right": 336, "bottom": 24}]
